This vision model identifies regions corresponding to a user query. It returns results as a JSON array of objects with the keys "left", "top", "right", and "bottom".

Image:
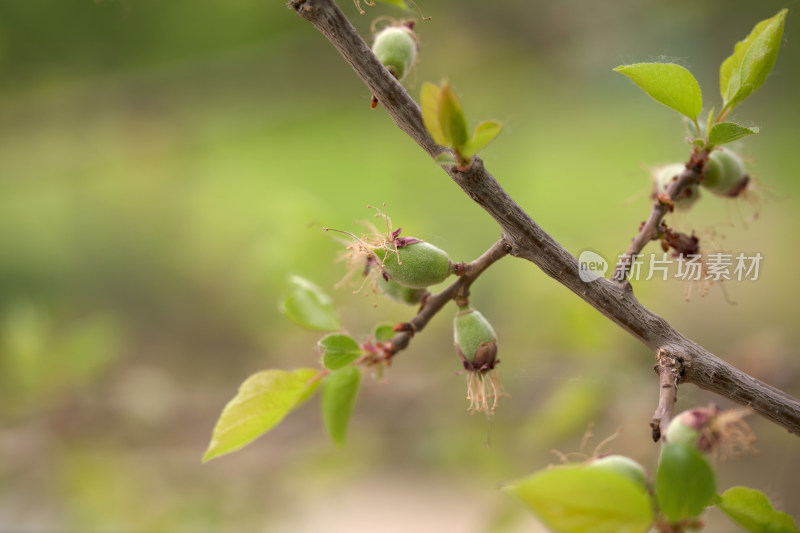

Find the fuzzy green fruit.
[
  {"left": 666, "top": 405, "right": 755, "bottom": 456},
  {"left": 377, "top": 275, "right": 426, "bottom": 305},
  {"left": 665, "top": 417, "right": 701, "bottom": 448},
  {"left": 371, "top": 26, "right": 417, "bottom": 81},
  {"left": 454, "top": 308, "right": 498, "bottom": 371},
  {"left": 703, "top": 148, "right": 749, "bottom": 197},
  {"left": 653, "top": 163, "right": 701, "bottom": 210},
  {"left": 665, "top": 407, "right": 714, "bottom": 448},
  {"left": 374, "top": 242, "right": 451, "bottom": 289},
  {"left": 589, "top": 455, "right": 649, "bottom": 489}
]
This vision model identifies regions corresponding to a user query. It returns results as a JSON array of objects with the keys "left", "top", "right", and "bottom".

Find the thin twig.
[
  {"left": 611, "top": 154, "right": 706, "bottom": 282},
  {"left": 650, "top": 349, "right": 683, "bottom": 442},
  {"left": 287, "top": 0, "right": 800, "bottom": 437}
]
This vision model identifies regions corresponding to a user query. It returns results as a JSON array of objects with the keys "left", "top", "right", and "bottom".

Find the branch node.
[
  {"left": 453, "top": 262, "right": 470, "bottom": 276},
  {"left": 288, "top": 0, "right": 311, "bottom": 14},
  {"left": 393, "top": 322, "right": 416, "bottom": 336},
  {"left": 620, "top": 280, "right": 633, "bottom": 296}
]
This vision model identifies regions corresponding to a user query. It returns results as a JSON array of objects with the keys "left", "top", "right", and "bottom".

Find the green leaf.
[
  {"left": 708, "top": 122, "right": 759, "bottom": 147},
  {"left": 372, "top": 322, "right": 396, "bottom": 343},
  {"left": 439, "top": 82, "right": 469, "bottom": 149},
  {"left": 504, "top": 464, "right": 654, "bottom": 533},
  {"left": 280, "top": 275, "right": 340, "bottom": 331},
  {"left": 421, "top": 83, "right": 448, "bottom": 146},
  {"left": 717, "top": 487, "right": 799, "bottom": 533},
  {"left": 720, "top": 9, "right": 787, "bottom": 113},
  {"left": 203, "top": 368, "right": 320, "bottom": 462},
  {"left": 656, "top": 442, "right": 717, "bottom": 522},
  {"left": 461, "top": 120, "right": 503, "bottom": 158},
  {"left": 319, "top": 333, "right": 363, "bottom": 370},
  {"left": 614, "top": 63, "right": 703, "bottom": 120},
  {"left": 322, "top": 366, "right": 361, "bottom": 446}
]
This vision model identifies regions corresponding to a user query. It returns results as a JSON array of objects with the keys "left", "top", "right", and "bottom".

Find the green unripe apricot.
[
  {"left": 589, "top": 455, "right": 649, "bottom": 489},
  {"left": 665, "top": 417, "right": 700, "bottom": 448},
  {"left": 377, "top": 275, "right": 427, "bottom": 305},
  {"left": 454, "top": 308, "right": 498, "bottom": 370},
  {"left": 653, "top": 163, "right": 701, "bottom": 210},
  {"left": 665, "top": 405, "right": 755, "bottom": 456},
  {"left": 665, "top": 407, "right": 712, "bottom": 448},
  {"left": 371, "top": 26, "right": 417, "bottom": 81},
  {"left": 703, "top": 147, "right": 749, "bottom": 197},
  {"left": 373, "top": 242, "right": 452, "bottom": 289}
]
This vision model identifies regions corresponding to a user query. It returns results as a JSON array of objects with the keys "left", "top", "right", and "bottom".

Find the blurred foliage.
[
  {"left": 0, "top": 0, "right": 798, "bottom": 531},
  {"left": 0, "top": 302, "right": 121, "bottom": 416}
]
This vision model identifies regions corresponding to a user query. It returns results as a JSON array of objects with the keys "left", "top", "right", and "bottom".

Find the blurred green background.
[{"left": 1, "top": 1, "right": 798, "bottom": 531}]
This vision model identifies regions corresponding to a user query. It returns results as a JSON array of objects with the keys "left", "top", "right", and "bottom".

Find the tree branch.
[
  {"left": 651, "top": 349, "right": 683, "bottom": 442},
  {"left": 287, "top": 0, "right": 800, "bottom": 437}
]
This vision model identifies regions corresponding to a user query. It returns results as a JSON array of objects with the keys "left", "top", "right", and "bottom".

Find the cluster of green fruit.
[
  {"left": 375, "top": 237, "right": 498, "bottom": 357},
  {"left": 652, "top": 147, "right": 750, "bottom": 210},
  {"left": 352, "top": 222, "right": 502, "bottom": 412}
]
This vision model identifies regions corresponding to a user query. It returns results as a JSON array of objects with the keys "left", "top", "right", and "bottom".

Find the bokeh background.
[{"left": 1, "top": 1, "right": 798, "bottom": 531}]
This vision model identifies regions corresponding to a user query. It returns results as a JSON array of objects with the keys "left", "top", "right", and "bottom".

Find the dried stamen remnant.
[
  {"left": 327, "top": 207, "right": 453, "bottom": 296},
  {"left": 454, "top": 307, "right": 505, "bottom": 414},
  {"left": 666, "top": 404, "right": 757, "bottom": 459}
]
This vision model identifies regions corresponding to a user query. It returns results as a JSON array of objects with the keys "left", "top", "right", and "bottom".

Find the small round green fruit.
[
  {"left": 666, "top": 405, "right": 755, "bottom": 455},
  {"left": 589, "top": 455, "right": 649, "bottom": 489},
  {"left": 377, "top": 275, "right": 427, "bottom": 305},
  {"left": 371, "top": 26, "right": 417, "bottom": 81},
  {"left": 703, "top": 147, "right": 749, "bottom": 197},
  {"left": 374, "top": 241, "right": 452, "bottom": 289},
  {"left": 653, "top": 163, "right": 701, "bottom": 210},
  {"left": 454, "top": 308, "right": 498, "bottom": 371},
  {"left": 665, "top": 409, "right": 708, "bottom": 448}
]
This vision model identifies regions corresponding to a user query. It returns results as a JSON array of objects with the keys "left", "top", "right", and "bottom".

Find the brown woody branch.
[
  {"left": 650, "top": 349, "right": 684, "bottom": 442},
  {"left": 287, "top": 0, "right": 800, "bottom": 437}
]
